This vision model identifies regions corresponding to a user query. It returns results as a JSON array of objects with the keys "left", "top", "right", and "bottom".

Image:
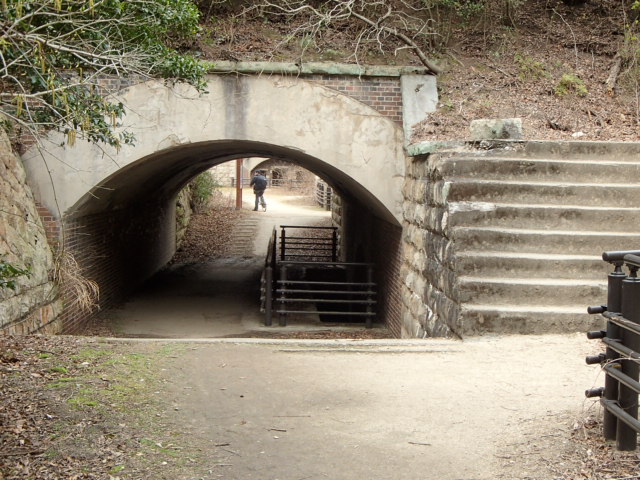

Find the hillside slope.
[{"left": 194, "top": 0, "right": 639, "bottom": 142}]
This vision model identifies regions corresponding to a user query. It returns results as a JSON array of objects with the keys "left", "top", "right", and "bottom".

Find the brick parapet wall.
[
  {"left": 95, "top": 71, "right": 403, "bottom": 124},
  {"left": 310, "top": 75, "right": 403, "bottom": 124}
]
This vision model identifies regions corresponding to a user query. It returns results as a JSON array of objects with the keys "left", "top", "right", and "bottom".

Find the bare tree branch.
[{"left": 233, "top": 0, "right": 442, "bottom": 74}]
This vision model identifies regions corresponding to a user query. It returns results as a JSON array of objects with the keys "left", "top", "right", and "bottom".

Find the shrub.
[
  {"left": 555, "top": 74, "right": 588, "bottom": 97},
  {"left": 190, "top": 171, "right": 220, "bottom": 212}
]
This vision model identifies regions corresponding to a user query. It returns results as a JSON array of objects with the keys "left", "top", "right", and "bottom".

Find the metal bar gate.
[
  {"left": 263, "top": 225, "right": 376, "bottom": 328},
  {"left": 585, "top": 249, "right": 640, "bottom": 450}
]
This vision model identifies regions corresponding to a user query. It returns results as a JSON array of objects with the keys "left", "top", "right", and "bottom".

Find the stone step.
[
  {"left": 441, "top": 179, "right": 640, "bottom": 207},
  {"left": 522, "top": 141, "right": 640, "bottom": 161},
  {"left": 447, "top": 202, "right": 640, "bottom": 231},
  {"left": 459, "top": 304, "right": 605, "bottom": 335},
  {"left": 226, "top": 218, "right": 259, "bottom": 256},
  {"left": 434, "top": 157, "right": 640, "bottom": 183},
  {"left": 456, "top": 251, "right": 608, "bottom": 279},
  {"left": 458, "top": 276, "right": 607, "bottom": 305},
  {"left": 452, "top": 226, "right": 640, "bottom": 255}
]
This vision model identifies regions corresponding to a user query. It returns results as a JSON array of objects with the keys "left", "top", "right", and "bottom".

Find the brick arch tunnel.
[{"left": 60, "top": 140, "right": 404, "bottom": 336}]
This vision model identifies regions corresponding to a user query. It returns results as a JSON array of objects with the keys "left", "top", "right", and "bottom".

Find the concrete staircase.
[
  {"left": 437, "top": 143, "right": 640, "bottom": 334},
  {"left": 225, "top": 216, "right": 259, "bottom": 257}
]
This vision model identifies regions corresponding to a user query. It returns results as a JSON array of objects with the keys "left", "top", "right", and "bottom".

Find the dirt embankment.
[{"left": 196, "top": 0, "right": 639, "bottom": 142}]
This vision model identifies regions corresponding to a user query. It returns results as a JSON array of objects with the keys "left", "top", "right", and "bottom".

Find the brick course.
[
  {"left": 371, "top": 218, "right": 403, "bottom": 337},
  {"left": 55, "top": 198, "right": 175, "bottom": 333},
  {"left": 310, "top": 75, "right": 403, "bottom": 124}
]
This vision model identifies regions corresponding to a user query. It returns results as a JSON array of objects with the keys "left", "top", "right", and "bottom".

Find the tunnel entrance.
[{"left": 78, "top": 155, "right": 403, "bottom": 339}]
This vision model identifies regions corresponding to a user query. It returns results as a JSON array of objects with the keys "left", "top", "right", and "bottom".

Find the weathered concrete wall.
[
  {"left": 0, "top": 132, "right": 62, "bottom": 334},
  {"left": 22, "top": 75, "right": 406, "bottom": 225}
]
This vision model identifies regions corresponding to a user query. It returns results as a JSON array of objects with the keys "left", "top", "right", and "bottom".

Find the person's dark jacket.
[{"left": 250, "top": 174, "right": 267, "bottom": 193}]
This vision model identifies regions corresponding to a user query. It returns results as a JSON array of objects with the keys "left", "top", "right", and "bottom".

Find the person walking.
[{"left": 250, "top": 170, "right": 268, "bottom": 211}]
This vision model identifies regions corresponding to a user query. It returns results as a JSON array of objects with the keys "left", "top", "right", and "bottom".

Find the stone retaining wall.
[
  {"left": 0, "top": 132, "right": 62, "bottom": 334},
  {"left": 401, "top": 150, "right": 457, "bottom": 337}
]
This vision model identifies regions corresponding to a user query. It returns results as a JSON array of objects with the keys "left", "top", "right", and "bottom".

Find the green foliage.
[
  {"left": 0, "top": 259, "right": 31, "bottom": 290},
  {"left": 622, "top": 4, "right": 640, "bottom": 67},
  {"left": 0, "top": 0, "right": 207, "bottom": 148},
  {"left": 514, "top": 53, "right": 549, "bottom": 81},
  {"left": 555, "top": 73, "right": 588, "bottom": 97},
  {"left": 433, "top": 0, "right": 485, "bottom": 20},
  {"left": 190, "top": 171, "right": 220, "bottom": 212}
]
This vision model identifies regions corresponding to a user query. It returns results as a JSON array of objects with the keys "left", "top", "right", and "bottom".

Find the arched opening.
[{"left": 63, "top": 141, "right": 404, "bottom": 337}]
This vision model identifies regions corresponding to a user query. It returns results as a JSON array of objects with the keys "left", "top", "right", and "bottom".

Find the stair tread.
[
  {"left": 446, "top": 156, "right": 640, "bottom": 165},
  {"left": 456, "top": 251, "right": 601, "bottom": 260},
  {"left": 454, "top": 226, "right": 640, "bottom": 236},
  {"left": 449, "top": 201, "right": 640, "bottom": 212},
  {"left": 463, "top": 304, "right": 588, "bottom": 313},
  {"left": 448, "top": 178, "right": 640, "bottom": 188},
  {"left": 459, "top": 276, "right": 606, "bottom": 286}
]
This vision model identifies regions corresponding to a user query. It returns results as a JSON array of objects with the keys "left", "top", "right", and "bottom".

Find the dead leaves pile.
[
  {"left": 0, "top": 336, "right": 188, "bottom": 480},
  {"left": 0, "top": 335, "right": 129, "bottom": 479},
  {"left": 565, "top": 416, "right": 640, "bottom": 480},
  {"left": 172, "top": 204, "right": 243, "bottom": 263}
]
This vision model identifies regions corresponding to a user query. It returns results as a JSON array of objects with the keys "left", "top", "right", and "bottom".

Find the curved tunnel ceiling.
[{"left": 70, "top": 140, "right": 400, "bottom": 226}]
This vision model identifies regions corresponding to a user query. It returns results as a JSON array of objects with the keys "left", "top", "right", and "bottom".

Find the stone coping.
[
  {"left": 406, "top": 139, "right": 640, "bottom": 157},
  {"left": 208, "top": 60, "right": 432, "bottom": 77}
]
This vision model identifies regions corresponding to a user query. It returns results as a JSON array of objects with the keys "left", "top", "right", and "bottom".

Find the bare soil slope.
[{"left": 195, "top": 0, "right": 639, "bottom": 142}]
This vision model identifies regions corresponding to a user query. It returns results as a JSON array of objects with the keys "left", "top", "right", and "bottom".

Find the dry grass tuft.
[{"left": 53, "top": 249, "right": 99, "bottom": 313}]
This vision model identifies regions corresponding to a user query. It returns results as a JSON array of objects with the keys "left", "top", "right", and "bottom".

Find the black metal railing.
[
  {"left": 279, "top": 225, "right": 338, "bottom": 262},
  {"left": 261, "top": 227, "right": 277, "bottom": 325},
  {"left": 274, "top": 261, "right": 376, "bottom": 328},
  {"left": 586, "top": 249, "right": 640, "bottom": 450},
  {"left": 261, "top": 225, "right": 377, "bottom": 328},
  {"left": 231, "top": 177, "right": 312, "bottom": 188}
]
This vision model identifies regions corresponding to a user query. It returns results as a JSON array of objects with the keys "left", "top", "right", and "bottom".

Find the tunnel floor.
[{"left": 88, "top": 189, "right": 392, "bottom": 339}]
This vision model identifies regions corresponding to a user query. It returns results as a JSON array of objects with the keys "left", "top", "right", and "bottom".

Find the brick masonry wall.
[
  {"left": 57, "top": 198, "right": 176, "bottom": 333},
  {"left": 310, "top": 75, "right": 403, "bottom": 124},
  {"left": 98, "top": 73, "right": 403, "bottom": 125},
  {"left": 332, "top": 195, "right": 403, "bottom": 337},
  {"left": 371, "top": 218, "right": 403, "bottom": 338}
]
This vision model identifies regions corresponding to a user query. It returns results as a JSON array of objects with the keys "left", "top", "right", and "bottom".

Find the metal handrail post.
[
  {"left": 331, "top": 229, "right": 338, "bottom": 262},
  {"left": 279, "top": 265, "right": 288, "bottom": 326},
  {"left": 365, "top": 265, "right": 374, "bottom": 329},
  {"left": 603, "top": 261, "right": 626, "bottom": 440},
  {"left": 265, "top": 266, "right": 273, "bottom": 326},
  {"left": 617, "top": 259, "right": 640, "bottom": 450},
  {"left": 271, "top": 228, "right": 277, "bottom": 268},
  {"left": 280, "top": 226, "right": 286, "bottom": 261}
]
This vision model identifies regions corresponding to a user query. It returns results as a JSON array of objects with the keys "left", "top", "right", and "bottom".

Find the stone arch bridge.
[
  {"left": 22, "top": 62, "right": 438, "bottom": 336},
  {"left": 20, "top": 62, "right": 638, "bottom": 339}
]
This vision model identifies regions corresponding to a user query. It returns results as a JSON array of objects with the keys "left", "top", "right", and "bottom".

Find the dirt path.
[
  {"left": 100, "top": 188, "right": 361, "bottom": 339},
  {"left": 82, "top": 189, "right": 616, "bottom": 479},
  {"left": 152, "top": 334, "right": 599, "bottom": 480},
  {"left": 243, "top": 188, "right": 332, "bottom": 256}
]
